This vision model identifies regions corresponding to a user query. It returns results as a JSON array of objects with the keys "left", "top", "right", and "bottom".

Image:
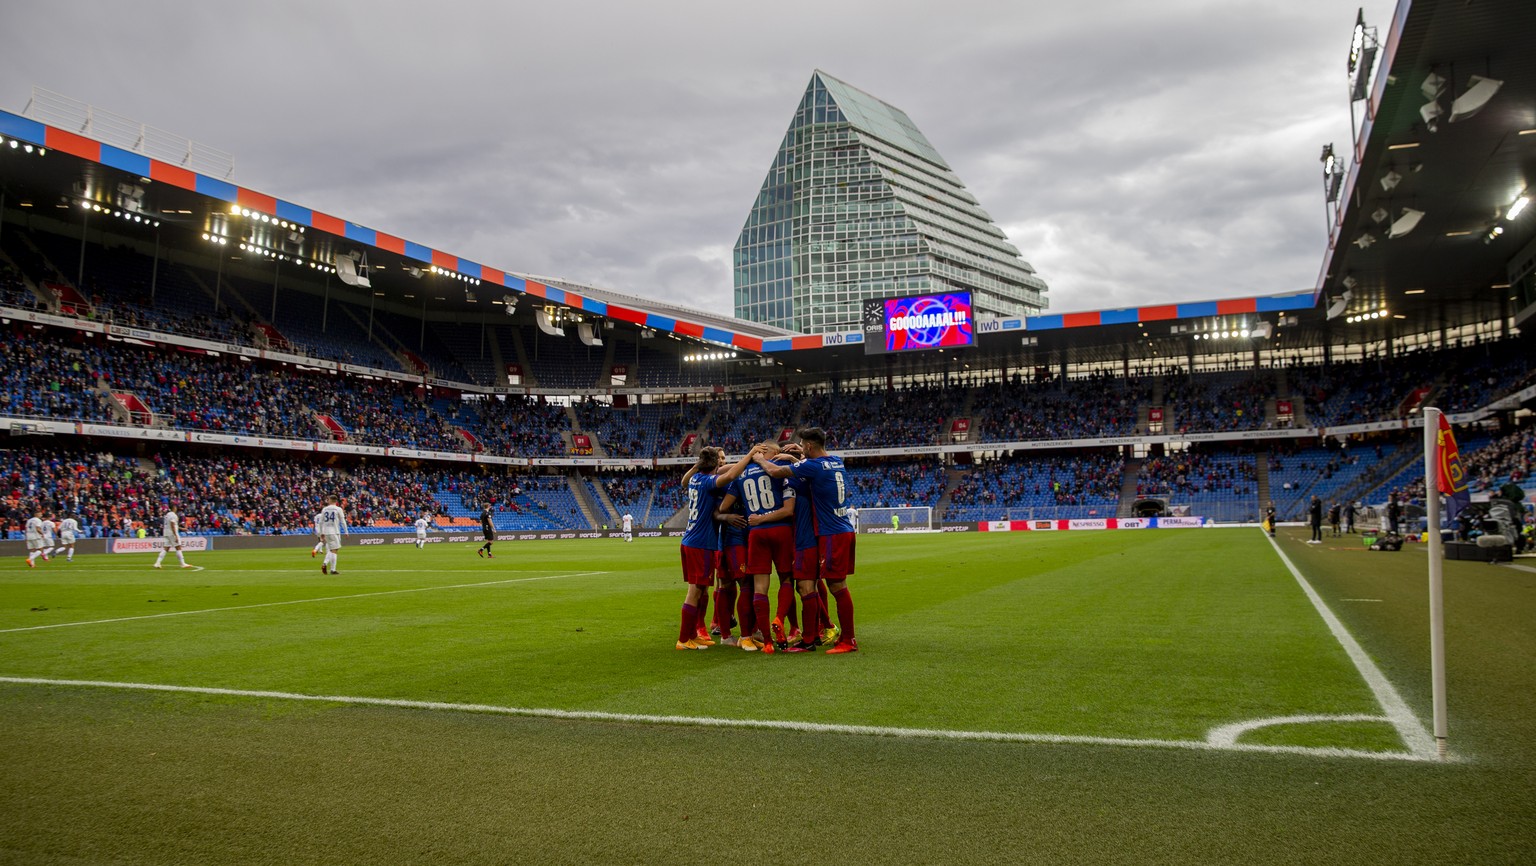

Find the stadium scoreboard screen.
[{"left": 862, "top": 292, "right": 975, "bottom": 355}]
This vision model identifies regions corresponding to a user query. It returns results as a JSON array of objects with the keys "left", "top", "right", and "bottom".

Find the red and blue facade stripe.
[{"left": 0, "top": 108, "right": 1321, "bottom": 356}]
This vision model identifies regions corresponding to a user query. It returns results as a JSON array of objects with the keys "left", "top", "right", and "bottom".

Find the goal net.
[{"left": 853, "top": 506, "right": 935, "bottom": 532}]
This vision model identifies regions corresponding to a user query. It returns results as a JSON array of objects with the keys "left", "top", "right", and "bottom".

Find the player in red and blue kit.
[
  {"left": 719, "top": 442, "right": 798, "bottom": 653},
  {"left": 713, "top": 484, "right": 751, "bottom": 646},
  {"left": 676, "top": 446, "right": 758, "bottom": 650},
  {"left": 778, "top": 443, "right": 836, "bottom": 653},
  {"left": 754, "top": 427, "right": 858, "bottom": 653}
]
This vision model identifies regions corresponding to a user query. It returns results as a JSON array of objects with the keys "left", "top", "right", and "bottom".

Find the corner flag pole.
[{"left": 1423, "top": 406, "right": 1448, "bottom": 759}]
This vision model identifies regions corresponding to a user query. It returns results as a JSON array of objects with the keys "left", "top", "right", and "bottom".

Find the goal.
[{"left": 853, "top": 506, "right": 935, "bottom": 532}]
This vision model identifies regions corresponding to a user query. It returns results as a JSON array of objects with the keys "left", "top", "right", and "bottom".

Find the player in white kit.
[
  {"left": 414, "top": 514, "right": 431, "bottom": 548},
  {"left": 621, "top": 512, "right": 634, "bottom": 543},
  {"left": 59, "top": 515, "right": 80, "bottom": 562},
  {"left": 24, "top": 510, "right": 49, "bottom": 567},
  {"left": 40, "top": 514, "right": 57, "bottom": 560},
  {"left": 315, "top": 494, "right": 348, "bottom": 574},
  {"left": 153, "top": 507, "right": 191, "bottom": 569}
]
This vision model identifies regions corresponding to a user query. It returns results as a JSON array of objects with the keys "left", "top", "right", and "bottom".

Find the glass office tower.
[{"left": 734, "top": 71, "right": 1048, "bottom": 334}]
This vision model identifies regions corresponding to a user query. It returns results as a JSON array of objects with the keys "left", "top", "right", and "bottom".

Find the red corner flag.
[{"left": 1436, "top": 415, "right": 1471, "bottom": 520}]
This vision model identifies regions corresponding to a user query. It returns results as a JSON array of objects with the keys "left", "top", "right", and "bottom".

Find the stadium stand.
[{"left": 947, "top": 452, "right": 1124, "bottom": 521}]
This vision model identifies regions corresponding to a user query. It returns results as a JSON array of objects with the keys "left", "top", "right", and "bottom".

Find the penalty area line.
[
  {"left": 1264, "top": 531, "right": 1439, "bottom": 760},
  {"left": 0, "top": 676, "right": 1433, "bottom": 763},
  {"left": 0, "top": 571, "right": 608, "bottom": 635}
]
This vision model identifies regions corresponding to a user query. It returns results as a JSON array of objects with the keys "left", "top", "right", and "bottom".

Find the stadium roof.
[{"left": 1315, "top": 0, "right": 1536, "bottom": 332}]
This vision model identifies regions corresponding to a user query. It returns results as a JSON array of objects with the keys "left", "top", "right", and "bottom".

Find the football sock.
[
  {"left": 695, "top": 589, "right": 710, "bottom": 632},
  {"left": 798, "top": 590, "right": 821, "bottom": 635},
  {"left": 753, "top": 594, "right": 772, "bottom": 640},
  {"left": 833, "top": 588, "right": 855, "bottom": 641},
  {"left": 679, "top": 603, "right": 698, "bottom": 643},
  {"left": 720, "top": 582, "right": 739, "bottom": 634},
  {"left": 736, "top": 582, "right": 755, "bottom": 638},
  {"left": 154, "top": 550, "right": 166, "bottom": 566},
  {"left": 776, "top": 581, "right": 796, "bottom": 628}
]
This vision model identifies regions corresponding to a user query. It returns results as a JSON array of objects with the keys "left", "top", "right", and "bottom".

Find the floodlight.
[
  {"left": 1380, "top": 170, "right": 1402, "bottom": 192},
  {"left": 1420, "top": 100, "right": 1442, "bottom": 132},
  {"left": 1388, "top": 208, "right": 1425, "bottom": 239},
  {"left": 1371, "top": 207, "right": 1390, "bottom": 224},
  {"left": 1420, "top": 72, "right": 1445, "bottom": 100},
  {"left": 1342, "top": 276, "right": 1358, "bottom": 290},
  {"left": 1353, "top": 233, "right": 1376, "bottom": 250},
  {"left": 1449, "top": 76, "right": 1503, "bottom": 122},
  {"left": 1506, "top": 195, "right": 1529, "bottom": 221},
  {"left": 1326, "top": 290, "right": 1353, "bottom": 320}
]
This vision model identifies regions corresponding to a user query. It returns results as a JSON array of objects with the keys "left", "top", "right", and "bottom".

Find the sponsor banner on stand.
[
  {"left": 315, "top": 441, "right": 388, "bottom": 456},
  {"left": 79, "top": 423, "right": 188, "bottom": 443},
  {"left": 110, "top": 537, "right": 213, "bottom": 554},
  {"left": 2, "top": 306, "right": 107, "bottom": 332},
  {"left": 1116, "top": 517, "right": 1152, "bottom": 529},
  {"left": 1154, "top": 516, "right": 1205, "bottom": 528},
  {"left": 1068, "top": 519, "right": 1108, "bottom": 531},
  {"left": 5, "top": 418, "right": 76, "bottom": 435},
  {"left": 982, "top": 520, "right": 1011, "bottom": 532}
]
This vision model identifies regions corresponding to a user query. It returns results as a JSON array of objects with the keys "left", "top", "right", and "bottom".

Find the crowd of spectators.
[
  {"left": 1164, "top": 372, "right": 1270, "bottom": 433},
  {"left": 1463, "top": 428, "right": 1534, "bottom": 492},
  {"left": 0, "top": 330, "right": 116, "bottom": 422},
  {"left": 949, "top": 452, "right": 1124, "bottom": 512},
  {"left": 800, "top": 385, "right": 964, "bottom": 450},
  {"left": 842, "top": 460, "right": 948, "bottom": 509},
  {"left": 974, "top": 374, "right": 1148, "bottom": 441},
  {"left": 0, "top": 444, "right": 442, "bottom": 537},
  {"left": 1137, "top": 448, "right": 1256, "bottom": 498}
]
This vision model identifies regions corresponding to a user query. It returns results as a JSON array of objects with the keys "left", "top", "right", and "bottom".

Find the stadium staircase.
[
  {"left": 681, "top": 403, "right": 716, "bottom": 456},
  {"left": 1336, "top": 441, "right": 1422, "bottom": 506},
  {"left": 504, "top": 325, "right": 536, "bottom": 386},
  {"left": 0, "top": 249, "right": 52, "bottom": 307},
  {"left": 43, "top": 280, "right": 94, "bottom": 316},
  {"left": 334, "top": 304, "right": 410, "bottom": 373},
  {"left": 588, "top": 479, "right": 621, "bottom": 527},
  {"left": 454, "top": 428, "right": 483, "bottom": 452},
  {"left": 399, "top": 349, "right": 430, "bottom": 375},
  {"left": 1255, "top": 456, "right": 1271, "bottom": 508},
  {"left": 108, "top": 391, "right": 156, "bottom": 426},
  {"left": 312, "top": 413, "right": 348, "bottom": 441},
  {"left": 251, "top": 322, "right": 292, "bottom": 352},
  {"left": 1116, "top": 459, "right": 1143, "bottom": 517},
  {"left": 568, "top": 474, "right": 605, "bottom": 528},
  {"left": 934, "top": 467, "right": 967, "bottom": 522},
  {"left": 485, "top": 326, "right": 507, "bottom": 386}
]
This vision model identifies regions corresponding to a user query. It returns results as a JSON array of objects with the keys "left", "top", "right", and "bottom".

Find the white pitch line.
[
  {"left": 0, "top": 571, "right": 608, "bottom": 634},
  {"left": 1264, "top": 532, "right": 1439, "bottom": 760},
  {"left": 0, "top": 676, "right": 1434, "bottom": 762}
]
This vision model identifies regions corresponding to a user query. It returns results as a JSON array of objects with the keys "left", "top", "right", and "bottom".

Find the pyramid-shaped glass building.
[{"left": 734, "top": 71, "right": 1049, "bottom": 334}]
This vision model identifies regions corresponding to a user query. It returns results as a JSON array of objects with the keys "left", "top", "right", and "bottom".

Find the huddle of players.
[{"left": 676, "top": 427, "right": 858, "bottom": 655}]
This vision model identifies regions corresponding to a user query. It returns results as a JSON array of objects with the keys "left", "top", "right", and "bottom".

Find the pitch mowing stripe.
[
  {"left": 0, "top": 676, "right": 1434, "bottom": 762},
  {"left": 1264, "top": 533, "right": 1440, "bottom": 760},
  {"left": 0, "top": 571, "right": 608, "bottom": 634}
]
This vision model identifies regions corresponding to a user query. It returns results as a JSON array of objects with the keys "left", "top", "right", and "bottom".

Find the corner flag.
[{"left": 1435, "top": 415, "right": 1470, "bottom": 520}]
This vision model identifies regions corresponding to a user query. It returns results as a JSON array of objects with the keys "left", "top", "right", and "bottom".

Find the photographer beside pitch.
[{"left": 753, "top": 427, "right": 858, "bottom": 654}]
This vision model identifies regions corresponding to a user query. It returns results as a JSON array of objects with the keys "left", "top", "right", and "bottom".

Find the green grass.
[{"left": 2, "top": 527, "right": 1533, "bottom": 863}]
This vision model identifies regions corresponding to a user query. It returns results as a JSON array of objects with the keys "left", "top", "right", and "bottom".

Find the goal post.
[{"left": 853, "top": 506, "right": 935, "bottom": 532}]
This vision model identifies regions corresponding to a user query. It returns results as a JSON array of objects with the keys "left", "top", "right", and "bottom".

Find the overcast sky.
[{"left": 0, "top": 0, "right": 1396, "bottom": 317}]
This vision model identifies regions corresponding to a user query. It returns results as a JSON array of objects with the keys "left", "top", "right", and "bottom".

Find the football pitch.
[{"left": 3, "top": 528, "right": 1533, "bottom": 863}]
